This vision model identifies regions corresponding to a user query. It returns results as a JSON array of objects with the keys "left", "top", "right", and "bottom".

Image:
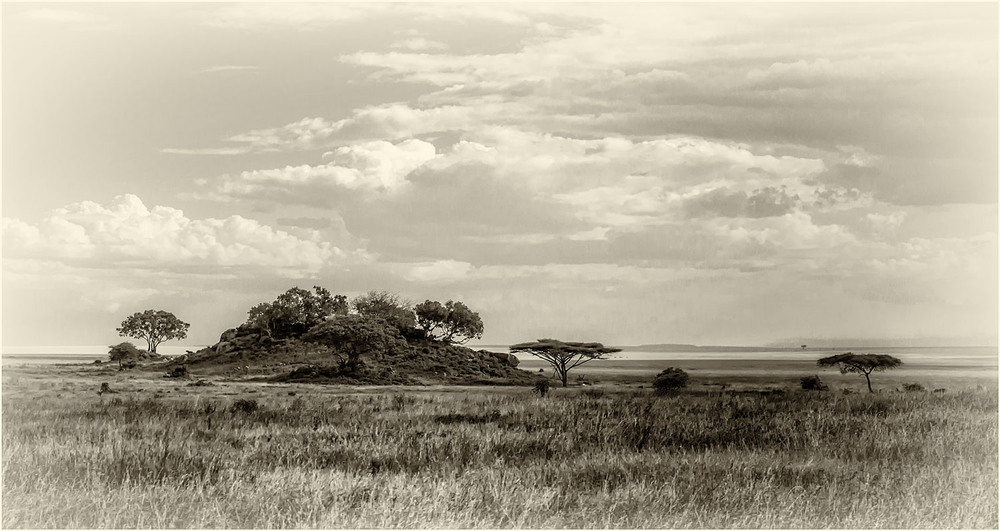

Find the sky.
[{"left": 2, "top": 2, "right": 997, "bottom": 350}]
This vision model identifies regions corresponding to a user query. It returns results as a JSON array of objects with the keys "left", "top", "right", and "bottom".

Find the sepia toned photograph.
[{"left": 2, "top": 2, "right": 997, "bottom": 528}]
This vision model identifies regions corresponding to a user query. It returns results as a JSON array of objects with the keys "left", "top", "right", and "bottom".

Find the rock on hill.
[{"left": 167, "top": 325, "right": 535, "bottom": 386}]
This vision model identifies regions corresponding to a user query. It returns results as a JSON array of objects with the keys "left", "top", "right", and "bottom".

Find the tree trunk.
[
  {"left": 864, "top": 371, "right": 873, "bottom": 393},
  {"left": 556, "top": 363, "right": 569, "bottom": 387}
]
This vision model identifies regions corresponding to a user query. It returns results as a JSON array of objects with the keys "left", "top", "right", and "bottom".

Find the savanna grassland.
[{"left": 2, "top": 361, "right": 997, "bottom": 528}]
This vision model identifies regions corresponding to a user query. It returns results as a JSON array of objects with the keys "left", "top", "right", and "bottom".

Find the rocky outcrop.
[{"left": 172, "top": 324, "right": 533, "bottom": 385}]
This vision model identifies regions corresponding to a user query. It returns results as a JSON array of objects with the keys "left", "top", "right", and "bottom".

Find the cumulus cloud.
[
  {"left": 2, "top": 194, "right": 349, "bottom": 275},
  {"left": 204, "top": 139, "right": 437, "bottom": 207}
]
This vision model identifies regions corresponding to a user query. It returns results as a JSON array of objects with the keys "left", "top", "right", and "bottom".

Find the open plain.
[{"left": 2, "top": 352, "right": 997, "bottom": 528}]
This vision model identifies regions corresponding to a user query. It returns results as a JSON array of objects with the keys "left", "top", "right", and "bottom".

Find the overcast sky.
[{"left": 2, "top": 3, "right": 997, "bottom": 349}]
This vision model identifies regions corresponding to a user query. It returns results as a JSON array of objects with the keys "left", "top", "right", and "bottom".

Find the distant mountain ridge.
[{"left": 620, "top": 344, "right": 808, "bottom": 353}]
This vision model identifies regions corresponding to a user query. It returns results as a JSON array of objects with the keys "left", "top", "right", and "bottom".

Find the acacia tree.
[
  {"left": 108, "top": 342, "right": 142, "bottom": 370},
  {"left": 414, "top": 300, "right": 484, "bottom": 344},
  {"left": 117, "top": 310, "right": 189, "bottom": 353},
  {"left": 510, "top": 339, "right": 621, "bottom": 387},
  {"left": 247, "top": 286, "right": 348, "bottom": 339},
  {"left": 817, "top": 352, "right": 902, "bottom": 393},
  {"left": 303, "top": 314, "right": 408, "bottom": 368}
]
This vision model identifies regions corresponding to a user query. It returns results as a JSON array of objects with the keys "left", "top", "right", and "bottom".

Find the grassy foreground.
[{"left": 2, "top": 366, "right": 997, "bottom": 528}]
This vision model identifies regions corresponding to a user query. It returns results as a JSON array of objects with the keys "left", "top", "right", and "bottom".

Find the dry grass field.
[{"left": 2, "top": 359, "right": 997, "bottom": 528}]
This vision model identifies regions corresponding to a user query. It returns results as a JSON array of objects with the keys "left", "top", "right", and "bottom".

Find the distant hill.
[{"left": 619, "top": 344, "right": 808, "bottom": 353}]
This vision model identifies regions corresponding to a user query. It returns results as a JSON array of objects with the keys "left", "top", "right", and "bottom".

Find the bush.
[
  {"left": 534, "top": 379, "right": 551, "bottom": 398},
  {"left": 231, "top": 398, "right": 259, "bottom": 414},
  {"left": 653, "top": 367, "right": 689, "bottom": 394},
  {"left": 165, "top": 366, "right": 188, "bottom": 378},
  {"left": 903, "top": 382, "right": 926, "bottom": 392},
  {"left": 800, "top": 375, "right": 829, "bottom": 391}
]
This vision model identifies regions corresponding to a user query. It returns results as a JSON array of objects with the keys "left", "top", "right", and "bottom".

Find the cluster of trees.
[
  {"left": 243, "top": 288, "right": 485, "bottom": 368},
  {"left": 111, "top": 287, "right": 487, "bottom": 371},
  {"left": 414, "top": 300, "right": 484, "bottom": 345},
  {"left": 243, "top": 287, "right": 484, "bottom": 344},
  {"left": 247, "top": 286, "right": 348, "bottom": 339}
]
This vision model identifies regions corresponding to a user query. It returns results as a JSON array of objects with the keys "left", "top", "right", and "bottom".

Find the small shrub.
[
  {"left": 98, "top": 383, "right": 115, "bottom": 395},
  {"left": 801, "top": 375, "right": 829, "bottom": 391},
  {"left": 165, "top": 366, "right": 188, "bottom": 378},
  {"left": 231, "top": 398, "right": 259, "bottom": 414},
  {"left": 653, "top": 367, "right": 689, "bottom": 395},
  {"left": 534, "top": 379, "right": 551, "bottom": 398},
  {"left": 903, "top": 382, "right": 926, "bottom": 392}
]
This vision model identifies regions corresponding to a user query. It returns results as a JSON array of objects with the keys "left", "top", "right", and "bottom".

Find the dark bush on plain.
[
  {"left": 231, "top": 398, "right": 259, "bottom": 414},
  {"left": 534, "top": 379, "right": 551, "bottom": 397},
  {"left": 653, "top": 367, "right": 689, "bottom": 394},
  {"left": 165, "top": 366, "right": 188, "bottom": 378},
  {"left": 801, "top": 375, "right": 829, "bottom": 391},
  {"left": 903, "top": 382, "right": 926, "bottom": 392}
]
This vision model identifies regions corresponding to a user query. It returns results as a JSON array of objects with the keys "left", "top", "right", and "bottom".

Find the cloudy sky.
[{"left": 2, "top": 3, "right": 997, "bottom": 350}]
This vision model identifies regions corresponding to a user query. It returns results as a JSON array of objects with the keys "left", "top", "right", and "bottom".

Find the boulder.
[
  {"left": 219, "top": 328, "right": 239, "bottom": 343},
  {"left": 215, "top": 341, "right": 234, "bottom": 354}
]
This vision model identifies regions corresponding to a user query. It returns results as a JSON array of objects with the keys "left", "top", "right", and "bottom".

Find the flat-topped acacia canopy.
[
  {"left": 510, "top": 338, "right": 621, "bottom": 387},
  {"left": 817, "top": 352, "right": 902, "bottom": 393}
]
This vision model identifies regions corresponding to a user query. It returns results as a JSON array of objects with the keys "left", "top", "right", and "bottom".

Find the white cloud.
[
  {"left": 205, "top": 139, "right": 437, "bottom": 204},
  {"left": 222, "top": 105, "right": 487, "bottom": 152},
  {"left": 390, "top": 38, "right": 447, "bottom": 52},
  {"left": 2, "top": 194, "right": 347, "bottom": 275}
]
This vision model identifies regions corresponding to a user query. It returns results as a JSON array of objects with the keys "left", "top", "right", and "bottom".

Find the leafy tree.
[
  {"left": 108, "top": 342, "right": 143, "bottom": 370},
  {"left": 510, "top": 339, "right": 620, "bottom": 387},
  {"left": 117, "top": 310, "right": 189, "bottom": 353},
  {"left": 652, "top": 367, "right": 689, "bottom": 394},
  {"left": 352, "top": 290, "right": 416, "bottom": 335},
  {"left": 247, "top": 286, "right": 348, "bottom": 339},
  {"left": 414, "top": 299, "right": 484, "bottom": 344},
  {"left": 817, "top": 352, "right": 902, "bottom": 393},
  {"left": 303, "top": 314, "right": 408, "bottom": 368}
]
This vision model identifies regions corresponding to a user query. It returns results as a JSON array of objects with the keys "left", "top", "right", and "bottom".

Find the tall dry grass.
[{"left": 3, "top": 385, "right": 996, "bottom": 528}]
